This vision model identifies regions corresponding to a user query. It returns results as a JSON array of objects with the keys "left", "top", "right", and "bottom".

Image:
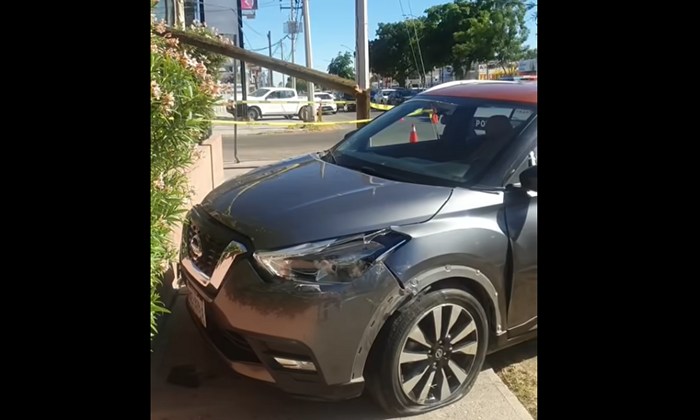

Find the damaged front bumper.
[{"left": 182, "top": 252, "right": 406, "bottom": 401}]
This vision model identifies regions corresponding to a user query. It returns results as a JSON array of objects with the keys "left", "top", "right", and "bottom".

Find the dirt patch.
[
  {"left": 488, "top": 339, "right": 537, "bottom": 419},
  {"left": 294, "top": 124, "right": 346, "bottom": 132}
]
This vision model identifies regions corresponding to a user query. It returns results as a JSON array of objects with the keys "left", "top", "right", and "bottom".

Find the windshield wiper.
[
  {"left": 321, "top": 149, "right": 336, "bottom": 163},
  {"left": 355, "top": 166, "right": 410, "bottom": 183}
]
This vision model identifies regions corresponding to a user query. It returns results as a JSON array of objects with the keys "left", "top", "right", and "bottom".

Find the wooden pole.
[
  {"left": 162, "top": 28, "right": 360, "bottom": 96},
  {"left": 356, "top": 90, "right": 370, "bottom": 129}
]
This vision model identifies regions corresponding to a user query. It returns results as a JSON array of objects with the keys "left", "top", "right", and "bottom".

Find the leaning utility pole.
[
  {"left": 355, "top": 0, "right": 370, "bottom": 127},
  {"left": 302, "top": 0, "right": 315, "bottom": 122},
  {"left": 267, "top": 31, "right": 274, "bottom": 87}
]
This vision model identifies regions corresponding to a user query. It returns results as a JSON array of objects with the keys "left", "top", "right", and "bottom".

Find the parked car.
[
  {"left": 373, "top": 88, "right": 396, "bottom": 104},
  {"left": 226, "top": 87, "right": 319, "bottom": 120},
  {"left": 336, "top": 92, "right": 357, "bottom": 112},
  {"left": 181, "top": 80, "right": 537, "bottom": 415},
  {"left": 310, "top": 92, "right": 337, "bottom": 114},
  {"left": 387, "top": 89, "right": 417, "bottom": 106}
]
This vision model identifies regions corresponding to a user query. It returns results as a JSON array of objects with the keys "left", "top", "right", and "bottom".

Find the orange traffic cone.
[
  {"left": 409, "top": 124, "right": 418, "bottom": 143},
  {"left": 431, "top": 112, "right": 439, "bottom": 124}
]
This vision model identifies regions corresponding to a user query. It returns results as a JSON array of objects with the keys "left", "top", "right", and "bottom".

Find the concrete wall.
[
  {"left": 168, "top": 135, "right": 224, "bottom": 257},
  {"left": 156, "top": 135, "right": 224, "bottom": 334}
]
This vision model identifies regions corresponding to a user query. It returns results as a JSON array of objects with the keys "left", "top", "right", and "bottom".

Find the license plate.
[{"left": 187, "top": 289, "right": 206, "bottom": 328}]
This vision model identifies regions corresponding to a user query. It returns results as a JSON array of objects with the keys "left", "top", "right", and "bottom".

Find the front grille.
[
  {"left": 183, "top": 222, "right": 228, "bottom": 277},
  {"left": 182, "top": 206, "right": 254, "bottom": 278}
]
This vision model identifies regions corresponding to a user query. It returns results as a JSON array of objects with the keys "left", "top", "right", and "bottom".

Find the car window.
[
  {"left": 250, "top": 88, "right": 270, "bottom": 97},
  {"left": 279, "top": 90, "right": 295, "bottom": 99},
  {"left": 473, "top": 106, "right": 534, "bottom": 135},
  {"left": 333, "top": 98, "right": 537, "bottom": 188},
  {"left": 267, "top": 91, "right": 281, "bottom": 99}
]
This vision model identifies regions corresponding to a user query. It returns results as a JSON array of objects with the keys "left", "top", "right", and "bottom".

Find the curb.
[{"left": 483, "top": 366, "right": 535, "bottom": 420}]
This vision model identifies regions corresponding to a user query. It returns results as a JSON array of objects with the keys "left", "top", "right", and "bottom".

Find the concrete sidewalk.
[{"left": 151, "top": 295, "right": 533, "bottom": 420}]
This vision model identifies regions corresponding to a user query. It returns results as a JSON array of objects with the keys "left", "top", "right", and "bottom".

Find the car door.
[
  {"left": 263, "top": 90, "right": 285, "bottom": 115},
  {"left": 503, "top": 148, "right": 537, "bottom": 337},
  {"left": 278, "top": 90, "right": 296, "bottom": 115}
]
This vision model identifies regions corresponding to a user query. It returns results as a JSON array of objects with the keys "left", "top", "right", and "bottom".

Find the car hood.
[{"left": 200, "top": 154, "right": 452, "bottom": 250}]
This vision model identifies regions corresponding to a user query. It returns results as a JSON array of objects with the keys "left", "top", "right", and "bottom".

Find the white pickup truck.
[{"left": 226, "top": 87, "right": 328, "bottom": 120}]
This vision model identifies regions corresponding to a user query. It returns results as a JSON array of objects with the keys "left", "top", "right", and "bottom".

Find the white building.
[
  {"left": 153, "top": 1, "right": 207, "bottom": 27},
  {"left": 152, "top": 1, "right": 239, "bottom": 49}
]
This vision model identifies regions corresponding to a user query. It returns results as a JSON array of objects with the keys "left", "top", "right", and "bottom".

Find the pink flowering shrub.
[{"left": 150, "top": 5, "right": 228, "bottom": 342}]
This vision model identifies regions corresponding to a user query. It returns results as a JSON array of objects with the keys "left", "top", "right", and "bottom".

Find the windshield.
[
  {"left": 401, "top": 90, "right": 415, "bottom": 97},
  {"left": 332, "top": 97, "right": 536, "bottom": 188},
  {"left": 250, "top": 88, "right": 270, "bottom": 97}
]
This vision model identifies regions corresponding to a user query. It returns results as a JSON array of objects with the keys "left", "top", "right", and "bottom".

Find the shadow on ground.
[
  {"left": 487, "top": 339, "right": 537, "bottom": 371},
  {"left": 151, "top": 295, "right": 534, "bottom": 420}
]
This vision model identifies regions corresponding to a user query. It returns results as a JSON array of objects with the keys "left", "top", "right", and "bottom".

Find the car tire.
[
  {"left": 365, "top": 288, "right": 488, "bottom": 416},
  {"left": 247, "top": 107, "right": 261, "bottom": 121},
  {"left": 332, "top": 111, "right": 337, "bottom": 114},
  {"left": 298, "top": 106, "right": 310, "bottom": 120}
]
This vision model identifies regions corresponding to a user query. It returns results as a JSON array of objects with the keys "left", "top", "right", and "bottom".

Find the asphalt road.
[
  {"left": 222, "top": 130, "right": 349, "bottom": 164},
  {"left": 222, "top": 112, "right": 444, "bottom": 164},
  {"left": 213, "top": 109, "right": 385, "bottom": 136}
]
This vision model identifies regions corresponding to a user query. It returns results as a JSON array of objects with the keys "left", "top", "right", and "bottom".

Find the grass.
[{"left": 489, "top": 340, "right": 538, "bottom": 419}]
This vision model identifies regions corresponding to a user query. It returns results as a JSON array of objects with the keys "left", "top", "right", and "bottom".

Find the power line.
[
  {"left": 398, "top": 0, "right": 420, "bottom": 82},
  {"left": 405, "top": 0, "right": 427, "bottom": 82},
  {"left": 250, "top": 34, "right": 289, "bottom": 52},
  {"left": 182, "top": 0, "right": 262, "bottom": 47}
]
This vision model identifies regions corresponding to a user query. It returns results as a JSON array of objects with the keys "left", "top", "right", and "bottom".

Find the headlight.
[{"left": 253, "top": 230, "right": 408, "bottom": 284}]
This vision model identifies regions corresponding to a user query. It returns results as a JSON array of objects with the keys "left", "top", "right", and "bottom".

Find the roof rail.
[{"left": 421, "top": 79, "right": 518, "bottom": 94}]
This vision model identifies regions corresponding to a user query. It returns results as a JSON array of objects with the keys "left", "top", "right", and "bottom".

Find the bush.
[{"left": 150, "top": 7, "right": 228, "bottom": 342}]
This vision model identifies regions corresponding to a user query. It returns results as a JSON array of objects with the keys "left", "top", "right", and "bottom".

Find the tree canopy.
[
  {"left": 327, "top": 51, "right": 355, "bottom": 80},
  {"left": 369, "top": 0, "right": 533, "bottom": 81},
  {"left": 285, "top": 77, "right": 308, "bottom": 93}
]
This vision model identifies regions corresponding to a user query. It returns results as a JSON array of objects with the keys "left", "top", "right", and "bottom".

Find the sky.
[{"left": 204, "top": 0, "right": 537, "bottom": 86}]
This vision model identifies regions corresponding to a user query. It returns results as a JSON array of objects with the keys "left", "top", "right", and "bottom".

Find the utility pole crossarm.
[{"left": 162, "top": 28, "right": 360, "bottom": 95}]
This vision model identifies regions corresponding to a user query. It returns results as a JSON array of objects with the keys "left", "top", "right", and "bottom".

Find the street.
[
  {"left": 222, "top": 130, "right": 349, "bottom": 164},
  {"left": 213, "top": 108, "right": 384, "bottom": 137},
  {"left": 220, "top": 110, "right": 444, "bottom": 165}
]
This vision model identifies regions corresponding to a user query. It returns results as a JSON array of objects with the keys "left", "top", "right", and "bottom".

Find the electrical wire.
[
  {"left": 398, "top": 0, "right": 421, "bottom": 81},
  {"left": 182, "top": 0, "right": 263, "bottom": 48},
  {"left": 405, "top": 0, "right": 427, "bottom": 82}
]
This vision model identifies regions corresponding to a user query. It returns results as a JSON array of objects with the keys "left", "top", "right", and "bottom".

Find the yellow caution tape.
[
  {"left": 215, "top": 100, "right": 357, "bottom": 105},
  {"left": 370, "top": 103, "right": 394, "bottom": 111},
  {"left": 406, "top": 109, "right": 435, "bottom": 117},
  {"left": 209, "top": 119, "right": 372, "bottom": 126}
]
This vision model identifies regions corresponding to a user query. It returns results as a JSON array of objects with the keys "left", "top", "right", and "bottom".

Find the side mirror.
[
  {"left": 519, "top": 165, "right": 537, "bottom": 192},
  {"left": 343, "top": 129, "right": 358, "bottom": 140}
]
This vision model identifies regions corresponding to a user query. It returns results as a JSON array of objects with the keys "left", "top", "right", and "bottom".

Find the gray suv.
[{"left": 180, "top": 81, "right": 538, "bottom": 415}]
